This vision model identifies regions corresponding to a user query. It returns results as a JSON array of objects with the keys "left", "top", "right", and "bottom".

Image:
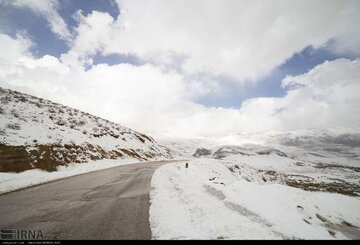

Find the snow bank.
[
  {"left": 150, "top": 159, "right": 360, "bottom": 240},
  {"left": 0, "top": 158, "right": 140, "bottom": 194}
]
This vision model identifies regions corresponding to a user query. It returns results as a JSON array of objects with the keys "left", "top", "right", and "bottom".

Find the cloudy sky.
[{"left": 0, "top": 0, "right": 359, "bottom": 139}]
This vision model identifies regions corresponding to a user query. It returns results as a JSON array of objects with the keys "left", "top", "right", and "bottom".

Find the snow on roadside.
[
  {"left": 149, "top": 159, "right": 283, "bottom": 239},
  {"left": 0, "top": 158, "right": 141, "bottom": 194},
  {"left": 149, "top": 159, "right": 360, "bottom": 240},
  {"left": 224, "top": 180, "right": 360, "bottom": 239}
]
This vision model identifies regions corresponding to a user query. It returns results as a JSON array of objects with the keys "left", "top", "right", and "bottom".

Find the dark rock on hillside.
[
  {"left": 213, "top": 146, "right": 252, "bottom": 159},
  {"left": 193, "top": 148, "right": 212, "bottom": 158}
]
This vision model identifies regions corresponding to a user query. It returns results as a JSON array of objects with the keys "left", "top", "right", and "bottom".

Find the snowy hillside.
[
  {"left": 0, "top": 87, "right": 172, "bottom": 172},
  {"left": 151, "top": 131, "right": 360, "bottom": 239},
  {"left": 160, "top": 130, "right": 360, "bottom": 197}
]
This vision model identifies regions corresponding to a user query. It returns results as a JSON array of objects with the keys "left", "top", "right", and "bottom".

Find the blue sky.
[
  {"left": 0, "top": 3, "right": 68, "bottom": 56},
  {"left": 1, "top": 0, "right": 359, "bottom": 137},
  {"left": 0, "top": 0, "right": 357, "bottom": 109},
  {"left": 198, "top": 45, "right": 357, "bottom": 108},
  {"left": 0, "top": 0, "right": 119, "bottom": 57}
]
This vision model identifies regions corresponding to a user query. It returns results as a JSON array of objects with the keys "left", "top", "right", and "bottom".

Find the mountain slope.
[
  {"left": 0, "top": 87, "right": 172, "bottom": 172},
  {"left": 160, "top": 129, "right": 360, "bottom": 197}
]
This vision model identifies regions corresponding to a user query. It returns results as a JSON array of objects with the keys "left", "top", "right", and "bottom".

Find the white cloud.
[
  {"left": 61, "top": 0, "right": 360, "bottom": 83},
  {"left": 0, "top": 1, "right": 360, "bottom": 139},
  {"left": 0, "top": 33, "right": 33, "bottom": 65},
  {"left": 278, "top": 59, "right": 360, "bottom": 130},
  {"left": 0, "top": 35, "right": 197, "bottom": 135},
  {"left": 3, "top": 1, "right": 359, "bottom": 84},
  {"left": 60, "top": 10, "right": 115, "bottom": 67},
  {"left": 167, "top": 58, "right": 360, "bottom": 137},
  {"left": 4, "top": 0, "right": 72, "bottom": 42},
  {"left": 0, "top": 32, "right": 359, "bottom": 139}
]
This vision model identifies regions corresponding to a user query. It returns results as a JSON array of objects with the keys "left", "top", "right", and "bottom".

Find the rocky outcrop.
[{"left": 192, "top": 148, "right": 212, "bottom": 158}]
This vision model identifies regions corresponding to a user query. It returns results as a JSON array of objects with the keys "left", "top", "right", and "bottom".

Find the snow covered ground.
[
  {"left": 151, "top": 130, "right": 360, "bottom": 239},
  {"left": 150, "top": 159, "right": 360, "bottom": 240},
  {"left": 0, "top": 158, "right": 141, "bottom": 195}
]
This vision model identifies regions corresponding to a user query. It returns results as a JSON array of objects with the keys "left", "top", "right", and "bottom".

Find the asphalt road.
[{"left": 0, "top": 160, "right": 174, "bottom": 240}]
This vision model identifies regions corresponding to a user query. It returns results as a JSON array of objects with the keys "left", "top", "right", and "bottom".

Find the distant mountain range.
[{"left": 159, "top": 128, "right": 360, "bottom": 197}]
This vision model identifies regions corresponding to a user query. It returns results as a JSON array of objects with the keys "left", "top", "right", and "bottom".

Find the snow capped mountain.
[
  {"left": 161, "top": 128, "right": 360, "bottom": 160},
  {"left": 159, "top": 129, "right": 360, "bottom": 197},
  {"left": 0, "top": 87, "right": 172, "bottom": 172}
]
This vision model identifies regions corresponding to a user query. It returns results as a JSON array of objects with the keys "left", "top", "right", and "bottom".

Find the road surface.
[{"left": 0, "top": 160, "right": 174, "bottom": 240}]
